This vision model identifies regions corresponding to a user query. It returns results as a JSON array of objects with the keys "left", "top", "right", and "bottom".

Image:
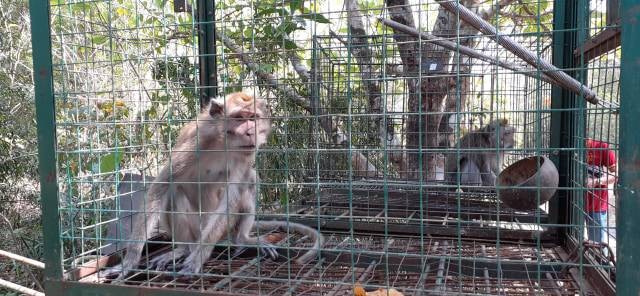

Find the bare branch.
[{"left": 218, "top": 31, "right": 380, "bottom": 176}]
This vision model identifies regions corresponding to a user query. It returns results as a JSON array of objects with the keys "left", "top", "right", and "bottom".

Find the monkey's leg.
[
  {"left": 232, "top": 212, "right": 279, "bottom": 261},
  {"left": 176, "top": 207, "right": 235, "bottom": 275},
  {"left": 480, "top": 161, "right": 498, "bottom": 186},
  {"left": 232, "top": 186, "right": 279, "bottom": 261},
  {"left": 460, "top": 159, "right": 482, "bottom": 186}
]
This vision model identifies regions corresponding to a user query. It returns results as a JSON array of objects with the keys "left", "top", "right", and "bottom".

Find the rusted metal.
[
  {"left": 261, "top": 214, "right": 552, "bottom": 242},
  {"left": 70, "top": 233, "right": 583, "bottom": 295},
  {"left": 562, "top": 238, "right": 616, "bottom": 296}
]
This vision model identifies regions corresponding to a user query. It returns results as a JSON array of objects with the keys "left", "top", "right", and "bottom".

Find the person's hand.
[{"left": 587, "top": 176, "right": 600, "bottom": 187}]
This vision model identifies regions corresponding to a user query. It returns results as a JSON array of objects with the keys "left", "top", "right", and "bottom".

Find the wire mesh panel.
[{"left": 30, "top": 0, "right": 634, "bottom": 295}]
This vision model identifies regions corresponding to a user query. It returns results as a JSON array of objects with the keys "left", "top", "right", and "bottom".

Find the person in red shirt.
[{"left": 585, "top": 138, "right": 618, "bottom": 244}]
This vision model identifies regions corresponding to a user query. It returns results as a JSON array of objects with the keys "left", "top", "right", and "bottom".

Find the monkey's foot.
[
  {"left": 97, "top": 266, "right": 122, "bottom": 279},
  {"left": 148, "top": 249, "right": 187, "bottom": 271},
  {"left": 233, "top": 243, "right": 279, "bottom": 261},
  {"left": 98, "top": 265, "right": 132, "bottom": 284}
]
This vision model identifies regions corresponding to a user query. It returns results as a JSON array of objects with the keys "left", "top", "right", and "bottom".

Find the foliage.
[{"left": 0, "top": 0, "right": 43, "bottom": 291}]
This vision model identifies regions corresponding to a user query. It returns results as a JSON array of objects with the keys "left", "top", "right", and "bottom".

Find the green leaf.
[
  {"left": 116, "top": 7, "right": 129, "bottom": 16},
  {"left": 259, "top": 64, "right": 274, "bottom": 72},
  {"left": 539, "top": 1, "right": 549, "bottom": 11},
  {"left": 284, "top": 39, "right": 299, "bottom": 49},
  {"left": 258, "top": 7, "right": 277, "bottom": 16},
  {"left": 91, "top": 35, "right": 108, "bottom": 45},
  {"left": 299, "top": 12, "right": 331, "bottom": 24},
  {"left": 279, "top": 192, "right": 289, "bottom": 206},
  {"left": 243, "top": 27, "right": 254, "bottom": 39},
  {"left": 290, "top": 0, "right": 304, "bottom": 13},
  {"left": 282, "top": 20, "right": 299, "bottom": 34},
  {"left": 70, "top": 2, "right": 90, "bottom": 13},
  {"left": 154, "top": 0, "right": 165, "bottom": 9},
  {"left": 95, "top": 150, "right": 124, "bottom": 173},
  {"left": 264, "top": 24, "right": 274, "bottom": 36}
]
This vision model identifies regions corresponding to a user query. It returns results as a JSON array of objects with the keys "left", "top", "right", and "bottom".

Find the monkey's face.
[
  {"left": 210, "top": 92, "right": 272, "bottom": 153},
  {"left": 485, "top": 119, "right": 515, "bottom": 149},
  {"left": 500, "top": 126, "right": 515, "bottom": 148}
]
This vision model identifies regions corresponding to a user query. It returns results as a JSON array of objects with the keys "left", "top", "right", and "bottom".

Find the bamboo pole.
[
  {"left": 0, "top": 249, "right": 45, "bottom": 269},
  {"left": 0, "top": 278, "right": 44, "bottom": 296}
]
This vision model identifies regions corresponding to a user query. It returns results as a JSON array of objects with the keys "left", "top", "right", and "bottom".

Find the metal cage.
[{"left": 29, "top": 0, "right": 640, "bottom": 295}]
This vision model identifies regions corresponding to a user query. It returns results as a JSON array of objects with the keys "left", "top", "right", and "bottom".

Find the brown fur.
[
  {"left": 445, "top": 119, "right": 515, "bottom": 187},
  {"left": 108, "top": 92, "right": 323, "bottom": 281}
]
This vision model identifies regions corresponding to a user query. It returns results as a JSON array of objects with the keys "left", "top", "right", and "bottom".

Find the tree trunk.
[
  {"left": 345, "top": 0, "right": 385, "bottom": 146},
  {"left": 385, "top": 0, "right": 515, "bottom": 180}
]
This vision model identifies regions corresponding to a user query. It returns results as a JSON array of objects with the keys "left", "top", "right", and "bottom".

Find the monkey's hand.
[{"left": 233, "top": 243, "right": 279, "bottom": 261}]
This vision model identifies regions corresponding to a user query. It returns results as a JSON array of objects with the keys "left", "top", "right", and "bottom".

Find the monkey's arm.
[
  {"left": 231, "top": 183, "right": 279, "bottom": 261},
  {"left": 480, "top": 160, "right": 498, "bottom": 186},
  {"left": 459, "top": 158, "right": 482, "bottom": 186},
  {"left": 444, "top": 154, "right": 460, "bottom": 184}
]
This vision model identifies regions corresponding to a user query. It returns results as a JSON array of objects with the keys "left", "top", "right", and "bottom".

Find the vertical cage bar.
[
  {"left": 198, "top": 0, "right": 218, "bottom": 107},
  {"left": 617, "top": 0, "right": 640, "bottom": 293},
  {"left": 28, "top": 0, "right": 63, "bottom": 281},
  {"left": 549, "top": 0, "right": 582, "bottom": 240}
]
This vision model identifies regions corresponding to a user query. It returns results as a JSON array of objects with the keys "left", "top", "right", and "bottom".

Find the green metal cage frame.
[{"left": 29, "top": 0, "right": 640, "bottom": 294}]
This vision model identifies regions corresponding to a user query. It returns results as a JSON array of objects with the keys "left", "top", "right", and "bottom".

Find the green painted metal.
[
  {"left": 29, "top": 0, "right": 63, "bottom": 282},
  {"left": 47, "top": 281, "right": 238, "bottom": 296},
  {"left": 197, "top": 0, "right": 218, "bottom": 106},
  {"left": 549, "top": 0, "right": 574, "bottom": 238},
  {"left": 617, "top": 0, "right": 640, "bottom": 294},
  {"left": 549, "top": 0, "right": 589, "bottom": 244}
]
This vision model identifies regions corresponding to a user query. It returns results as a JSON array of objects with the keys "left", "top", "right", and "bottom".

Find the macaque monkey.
[
  {"left": 107, "top": 92, "right": 323, "bottom": 281},
  {"left": 445, "top": 119, "right": 515, "bottom": 187}
]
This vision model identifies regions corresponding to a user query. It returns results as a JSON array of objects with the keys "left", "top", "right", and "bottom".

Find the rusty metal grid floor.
[
  {"left": 261, "top": 185, "right": 551, "bottom": 242},
  {"left": 78, "top": 232, "right": 587, "bottom": 295}
]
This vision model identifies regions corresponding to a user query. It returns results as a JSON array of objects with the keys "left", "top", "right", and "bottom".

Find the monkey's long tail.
[{"left": 254, "top": 221, "right": 324, "bottom": 264}]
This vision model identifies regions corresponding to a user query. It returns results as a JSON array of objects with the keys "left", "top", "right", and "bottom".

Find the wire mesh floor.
[
  {"left": 264, "top": 183, "right": 551, "bottom": 242},
  {"left": 78, "top": 232, "right": 589, "bottom": 295}
]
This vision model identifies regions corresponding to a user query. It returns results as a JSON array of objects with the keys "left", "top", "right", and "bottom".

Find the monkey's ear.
[{"left": 209, "top": 98, "right": 224, "bottom": 117}]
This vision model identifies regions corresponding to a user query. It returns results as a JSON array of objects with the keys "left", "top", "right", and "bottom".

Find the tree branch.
[{"left": 218, "top": 30, "right": 380, "bottom": 177}]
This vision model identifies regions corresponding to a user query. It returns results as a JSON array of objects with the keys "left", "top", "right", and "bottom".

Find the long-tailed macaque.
[
  {"left": 445, "top": 119, "right": 515, "bottom": 187},
  {"left": 107, "top": 92, "right": 323, "bottom": 281}
]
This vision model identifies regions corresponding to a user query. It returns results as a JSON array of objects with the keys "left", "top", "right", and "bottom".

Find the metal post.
[
  {"left": 549, "top": 0, "right": 581, "bottom": 241},
  {"left": 28, "top": 0, "right": 63, "bottom": 283},
  {"left": 617, "top": 0, "right": 640, "bottom": 293},
  {"left": 197, "top": 0, "right": 218, "bottom": 107}
]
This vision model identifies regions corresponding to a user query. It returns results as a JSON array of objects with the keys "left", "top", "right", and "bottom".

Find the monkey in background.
[
  {"left": 104, "top": 92, "right": 323, "bottom": 281},
  {"left": 445, "top": 119, "right": 515, "bottom": 188}
]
